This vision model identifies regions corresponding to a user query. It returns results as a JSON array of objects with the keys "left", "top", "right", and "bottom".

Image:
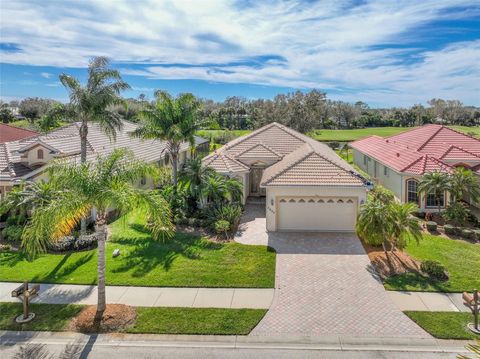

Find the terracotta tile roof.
[
  {"left": 0, "top": 123, "right": 38, "bottom": 143},
  {"left": 0, "top": 121, "right": 207, "bottom": 181},
  {"left": 350, "top": 124, "right": 480, "bottom": 175},
  {"left": 236, "top": 143, "right": 283, "bottom": 162},
  {"left": 203, "top": 122, "right": 365, "bottom": 187},
  {"left": 261, "top": 143, "right": 364, "bottom": 187},
  {"left": 202, "top": 151, "right": 249, "bottom": 173}
]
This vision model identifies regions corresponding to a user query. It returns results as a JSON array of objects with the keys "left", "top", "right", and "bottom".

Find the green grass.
[
  {"left": 405, "top": 311, "right": 480, "bottom": 340},
  {"left": 308, "top": 127, "right": 412, "bottom": 141},
  {"left": 128, "top": 307, "right": 266, "bottom": 335},
  {"left": 0, "top": 211, "right": 276, "bottom": 288},
  {"left": 450, "top": 125, "right": 480, "bottom": 138},
  {"left": 0, "top": 303, "right": 265, "bottom": 335},
  {"left": 384, "top": 234, "right": 480, "bottom": 292},
  {"left": 8, "top": 119, "right": 69, "bottom": 132},
  {"left": 0, "top": 303, "right": 84, "bottom": 331}
]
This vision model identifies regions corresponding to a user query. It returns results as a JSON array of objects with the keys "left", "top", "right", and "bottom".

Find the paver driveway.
[{"left": 235, "top": 203, "right": 428, "bottom": 338}]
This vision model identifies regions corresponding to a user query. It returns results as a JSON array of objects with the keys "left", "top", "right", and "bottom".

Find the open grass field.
[
  {"left": 384, "top": 234, "right": 480, "bottom": 292},
  {"left": 0, "top": 303, "right": 266, "bottom": 335},
  {"left": 0, "top": 211, "right": 276, "bottom": 288},
  {"left": 405, "top": 311, "right": 479, "bottom": 340}
]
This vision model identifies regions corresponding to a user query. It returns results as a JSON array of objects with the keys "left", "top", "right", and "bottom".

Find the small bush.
[
  {"left": 426, "top": 221, "right": 437, "bottom": 232},
  {"left": 2, "top": 225, "right": 23, "bottom": 242},
  {"left": 207, "top": 204, "right": 242, "bottom": 230},
  {"left": 74, "top": 234, "right": 98, "bottom": 250},
  {"left": 214, "top": 220, "right": 230, "bottom": 239},
  {"left": 420, "top": 260, "right": 448, "bottom": 281},
  {"left": 0, "top": 244, "right": 12, "bottom": 251},
  {"left": 443, "top": 224, "right": 456, "bottom": 236},
  {"left": 461, "top": 229, "right": 474, "bottom": 239}
]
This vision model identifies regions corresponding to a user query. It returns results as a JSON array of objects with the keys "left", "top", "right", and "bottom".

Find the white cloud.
[
  {"left": 1, "top": 0, "right": 479, "bottom": 106},
  {"left": 40, "top": 72, "right": 52, "bottom": 78}
]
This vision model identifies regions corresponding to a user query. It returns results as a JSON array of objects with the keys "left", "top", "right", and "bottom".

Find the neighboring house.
[
  {"left": 0, "top": 123, "right": 38, "bottom": 143},
  {"left": 0, "top": 121, "right": 208, "bottom": 199},
  {"left": 350, "top": 124, "right": 480, "bottom": 211},
  {"left": 203, "top": 122, "right": 368, "bottom": 232}
]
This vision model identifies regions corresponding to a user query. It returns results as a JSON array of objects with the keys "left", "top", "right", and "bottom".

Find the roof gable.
[
  {"left": 236, "top": 143, "right": 283, "bottom": 162},
  {"left": 202, "top": 152, "right": 249, "bottom": 173}
]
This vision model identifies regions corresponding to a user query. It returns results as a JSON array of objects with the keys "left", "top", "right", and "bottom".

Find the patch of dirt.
[
  {"left": 362, "top": 242, "right": 422, "bottom": 279},
  {"left": 69, "top": 304, "right": 136, "bottom": 333}
]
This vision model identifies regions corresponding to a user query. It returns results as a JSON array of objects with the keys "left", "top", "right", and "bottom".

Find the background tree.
[
  {"left": 0, "top": 103, "right": 15, "bottom": 123},
  {"left": 130, "top": 90, "right": 202, "bottom": 185},
  {"left": 19, "top": 150, "right": 173, "bottom": 321},
  {"left": 19, "top": 97, "right": 57, "bottom": 123}
]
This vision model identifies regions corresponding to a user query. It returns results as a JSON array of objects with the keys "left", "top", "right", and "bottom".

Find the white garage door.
[{"left": 277, "top": 197, "right": 357, "bottom": 231}]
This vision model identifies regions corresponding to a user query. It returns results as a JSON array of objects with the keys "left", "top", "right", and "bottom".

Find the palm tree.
[
  {"left": 389, "top": 202, "right": 422, "bottom": 251},
  {"left": 179, "top": 158, "right": 215, "bottom": 200},
  {"left": 448, "top": 167, "right": 480, "bottom": 204},
  {"left": 19, "top": 149, "right": 174, "bottom": 321},
  {"left": 200, "top": 172, "right": 228, "bottom": 203},
  {"left": 60, "top": 56, "right": 130, "bottom": 163},
  {"left": 225, "top": 177, "right": 243, "bottom": 203},
  {"left": 129, "top": 91, "right": 202, "bottom": 185},
  {"left": 418, "top": 171, "right": 450, "bottom": 213}
]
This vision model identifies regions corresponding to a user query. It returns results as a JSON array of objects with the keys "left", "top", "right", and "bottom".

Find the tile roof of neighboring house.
[
  {"left": 350, "top": 124, "right": 480, "bottom": 175},
  {"left": 0, "top": 123, "right": 38, "bottom": 143},
  {"left": 203, "top": 122, "right": 365, "bottom": 187},
  {"left": 0, "top": 121, "right": 207, "bottom": 182}
]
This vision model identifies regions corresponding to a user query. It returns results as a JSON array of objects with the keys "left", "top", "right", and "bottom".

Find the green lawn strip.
[
  {"left": 0, "top": 302, "right": 84, "bottom": 331},
  {"left": 0, "top": 211, "right": 275, "bottom": 288},
  {"left": 0, "top": 303, "right": 266, "bottom": 335},
  {"left": 308, "top": 127, "right": 412, "bottom": 141},
  {"left": 405, "top": 311, "right": 479, "bottom": 340},
  {"left": 384, "top": 234, "right": 480, "bottom": 292},
  {"left": 128, "top": 307, "right": 267, "bottom": 335}
]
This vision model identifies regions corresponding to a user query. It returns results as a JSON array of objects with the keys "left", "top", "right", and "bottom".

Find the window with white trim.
[
  {"left": 426, "top": 190, "right": 445, "bottom": 208},
  {"left": 406, "top": 179, "right": 418, "bottom": 204}
]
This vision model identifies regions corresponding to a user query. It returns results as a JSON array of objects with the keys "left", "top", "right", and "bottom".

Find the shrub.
[
  {"left": 443, "top": 202, "right": 470, "bottom": 226},
  {"left": 214, "top": 220, "right": 230, "bottom": 239},
  {"left": 74, "top": 234, "right": 98, "bottom": 250},
  {"left": 443, "top": 224, "right": 456, "bottom": 236},
  {"left": 0, "top": 244, "right": 12, "bottom": 251},
  {"left": 461, "top": 229, "right": 474, "bottom": 239},
  {"left": 47, "top": 236, "right": 75, "bottom": 252},
  {"left": 206, "top": 204, "right": 242, "bottom": 231},
  {"left": 420, "top": 260, "right": 448, "bottom": 281},
  {"left": 426, "top": 221, "right": 437, "bottom": 232},
  {"left": 2, "top": 225, "right": 23, "bottom": 242}
]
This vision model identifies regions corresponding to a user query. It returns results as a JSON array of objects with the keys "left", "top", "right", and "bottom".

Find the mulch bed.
[
  {"left": 362, "top": 242, "right": 422, "bottom": 279},
  {"left": 69, "top": 304, "right": 137, "bottom": 333}
]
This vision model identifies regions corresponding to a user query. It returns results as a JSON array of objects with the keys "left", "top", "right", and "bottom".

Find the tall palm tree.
[
  {"left": 418, "top": 171, "right": 450, "bottom": 213},
  {"left": 129, "top": 91, "right": 202, "bottom": 185},
  {"left": 18, "top": 149, "right": 174, "bottom": 321},
  {"left": 60, "top": 56, "right": 130, "bottom": 163},
  {"left": 448, "top": 167, "right": 480, "bottom": 204}
]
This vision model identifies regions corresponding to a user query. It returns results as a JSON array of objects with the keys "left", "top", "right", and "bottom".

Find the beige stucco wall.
[
  {"left": 22, "top": 145, "right": 55, "bottom": 167},
  {"left": 265, "top": 185, "right": 367, "bottom": 232}
]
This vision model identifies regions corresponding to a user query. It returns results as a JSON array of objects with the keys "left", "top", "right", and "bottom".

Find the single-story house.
[
  {"left": 350, "top": 124, "right": 480, "bottom": 211},
  {"left": 0, "top": 121, "right": 208, "bottom": 198},
  {"left": 203, "top": 122, "right": 368, "bottom": 232}
]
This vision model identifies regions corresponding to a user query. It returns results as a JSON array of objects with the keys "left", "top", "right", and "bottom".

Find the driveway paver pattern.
[{"left": 235, "top": 203, "right": 429, "bottom": 338}]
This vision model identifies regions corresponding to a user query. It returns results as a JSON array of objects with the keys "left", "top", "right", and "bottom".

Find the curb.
[{"left": 0, "top": 330, "right": 473, "bottom": 353}]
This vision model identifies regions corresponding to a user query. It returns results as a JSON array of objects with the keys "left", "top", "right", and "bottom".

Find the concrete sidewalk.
[
  {"left": 387, "top": 291, "right": 469, "bottom": 312},
  {"left": 0, "top": 282, "right": 274, "bottom": 309}
]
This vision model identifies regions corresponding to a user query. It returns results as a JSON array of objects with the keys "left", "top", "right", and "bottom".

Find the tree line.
[{"left": 1, "top": 91, "right": 479, "bottom": 134}]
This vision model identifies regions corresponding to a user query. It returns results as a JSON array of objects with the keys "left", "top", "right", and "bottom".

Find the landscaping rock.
[
  {"left": 444, "top": 224, "right": 456, "bottom": 236},
  {"left": 112, "top": 249, "right": 121, "bottom": 257},
  {"left": 473, "top": 229, "right": 480, "bottom": 241},
  {"left": 74, "top": 234, "right": 98, "bottom": 250},
  {"left": 426, "top": 221, "right": 437, "bottom": 232},
  {"left": 47, "top": 236, "right": 76, "bottom": 252},
  {"left": 461, "top": 229, "right": 474, "bottom": 239}
]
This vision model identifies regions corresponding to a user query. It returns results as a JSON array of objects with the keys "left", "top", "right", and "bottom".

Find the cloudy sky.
[{"left": 0, "top": 0, "right": 479, "bottom": 107}]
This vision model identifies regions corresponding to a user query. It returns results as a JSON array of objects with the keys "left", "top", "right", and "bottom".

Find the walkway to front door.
[{"left": 235, "top": 204, "right": 429, "bottom": 338}]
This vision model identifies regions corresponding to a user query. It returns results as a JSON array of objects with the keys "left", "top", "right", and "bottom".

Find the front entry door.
[{"left": 250, "top": 166, "right": 266, "bottom": 196}]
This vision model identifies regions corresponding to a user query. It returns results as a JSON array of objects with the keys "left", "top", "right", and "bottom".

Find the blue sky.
[{"left": 0, "top": 0, "right": 479, "bottom": 107}]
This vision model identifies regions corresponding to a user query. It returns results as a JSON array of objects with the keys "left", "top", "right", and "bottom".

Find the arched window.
[
  {"left": 37, "top": 149, "right": 44, "bottom": 160},
  {"left": 406, "top": 179, "right": 418, "bottom": 204}
]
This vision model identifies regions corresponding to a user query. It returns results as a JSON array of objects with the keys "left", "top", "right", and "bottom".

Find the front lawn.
[
  {"left": 128, "top": 307, "right": 266, "bottom": 335},
  {"left": 0, "top": 303, "right": 266, "bottom": 335},
  {"left": 0, "top": 211, "right": 276, "bottom": 288},
  {"left": 384, "top": 234, "right": 480, "bottom": 292},
  {"left": 405, "top": 311, "right": 479, "bottom": 340}
]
